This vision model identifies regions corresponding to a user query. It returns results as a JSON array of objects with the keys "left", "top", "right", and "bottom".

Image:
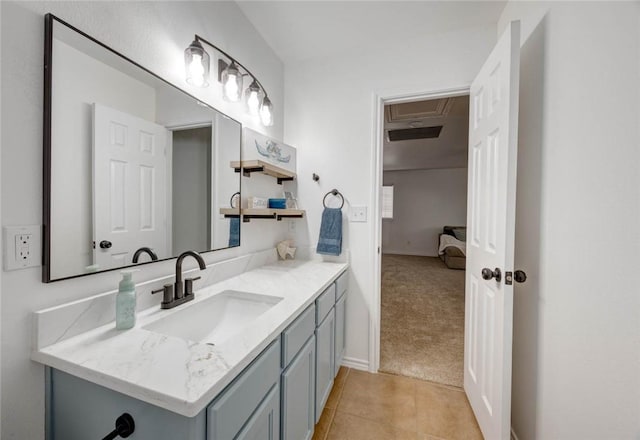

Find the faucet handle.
[
  {"left": 184, "top": 276, "right": 201, "bottom": 296},
  {"left": 152, "top": 284, "right": 174, "bottom": 307}
]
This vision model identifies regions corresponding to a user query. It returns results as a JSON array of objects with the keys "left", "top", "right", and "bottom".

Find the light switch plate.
[
  {"left": 3, "top": 225, "right": 41, "bottom": 271},
  {"left": 349, "top": 206, "right": 368, "bottom": 222}
]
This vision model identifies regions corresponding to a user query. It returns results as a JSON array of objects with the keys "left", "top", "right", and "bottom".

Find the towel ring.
[
  {"left": 230, "top": 192, "right": 240, "bottom": 208},
  {"left": 323, "top": 189, "right": 344, "bottom": 209}
]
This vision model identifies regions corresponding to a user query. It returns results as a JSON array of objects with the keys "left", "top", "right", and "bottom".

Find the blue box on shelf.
[{"left": 268, "top": 198, "right": 287, "bottom": 209}]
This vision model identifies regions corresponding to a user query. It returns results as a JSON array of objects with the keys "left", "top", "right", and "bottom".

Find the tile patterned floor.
[{"left": 313, "top": 367, "right": 483, "bottom": 440}]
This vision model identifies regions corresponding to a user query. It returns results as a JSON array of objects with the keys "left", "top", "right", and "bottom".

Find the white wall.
[
  {"left": 382, "top": 168, "right": 467, "bottom": 256},
  {"left": 499, "top": 2, "right": 640, "bottom": 438},
  {"left": 284, "top": 24, "right": 496, "bottom": 367},
  {"left": 0, "top": 2, "right": 286, "bottom": 438}
]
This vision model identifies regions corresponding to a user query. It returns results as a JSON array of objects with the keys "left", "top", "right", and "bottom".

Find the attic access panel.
[
  {"left": 387, "top": 125, "right": 443, "bottom": 141},
  {"left": 386, "top": 98, "right": 454, "bottom": 122}
]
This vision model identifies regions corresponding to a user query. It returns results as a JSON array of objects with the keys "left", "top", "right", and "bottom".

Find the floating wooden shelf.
[
  {"left": 219, "top": 208, "right": 241, "bottom": 218},
  {"left": 230, "top": 160, "right": 296, "bottom": 184},
  {"left": 220, "top": 208, "right": 305, "bottom": 223}
]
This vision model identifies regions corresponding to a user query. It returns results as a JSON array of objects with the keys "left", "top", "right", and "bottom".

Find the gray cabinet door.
[
  {"left": 281, "top": 336, "right": 316, "bottom": 440},
  {"left": 235, "top": 384, "right": 280, "bottom": 440},
  {"left": 207, "top": 340, "right": 280, "bottom": 440},
  {"left": 49, "top": 369, "right": 205, "bottom": 440},
  {"left": 334, "top": 293, "right": 346, "bottom": 378},
  {"left": 315, "top": 308, "right": 335, "bottom": 422}
]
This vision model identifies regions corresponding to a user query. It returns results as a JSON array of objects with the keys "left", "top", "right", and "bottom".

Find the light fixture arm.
[{"left": 194, "top": 34, "right": 269, "bottom": 98}]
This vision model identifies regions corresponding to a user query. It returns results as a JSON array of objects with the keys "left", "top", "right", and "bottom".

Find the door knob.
[
  {"left": 514, "top": 270, "right": 527, "bottom": 283},
  {"left": 99, "top": 240, "right": 113, "bottom": 249},
  {"left": 481, "top": 267, "right": 502, "bottom": 282}
]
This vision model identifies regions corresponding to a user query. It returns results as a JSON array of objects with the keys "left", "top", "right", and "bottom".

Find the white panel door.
[
  {"left": 93, "top": 103, "right": 168, "bottom": 270},
  {"left": 464, "top": 21, "right": 520, "bottom": 440}
]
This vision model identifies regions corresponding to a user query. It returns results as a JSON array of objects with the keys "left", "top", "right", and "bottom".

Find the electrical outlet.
[
  {"left": 3, "top": 225, "right": 41, "bottom": 271},
  {"left": 349, "top": 206, "right": 368, "bottom": 222},
  {"left": 15, "top": 234, "right": 33, "bottom": 261},
  {"left": 288, "top": 220, "right": 296, "bottom": 232}
]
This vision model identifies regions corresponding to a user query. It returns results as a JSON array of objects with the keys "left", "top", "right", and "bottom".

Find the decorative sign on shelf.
[
  {"left": 247, "top": 196, "right": 269, "bottom": 209},
  {"left": 242, "top": 128, "right": 297, "bottom": 175}
]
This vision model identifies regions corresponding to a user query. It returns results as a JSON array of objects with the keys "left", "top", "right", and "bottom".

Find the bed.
[{"left": 438, "top": 225, "right": 466, "bottom": 270}]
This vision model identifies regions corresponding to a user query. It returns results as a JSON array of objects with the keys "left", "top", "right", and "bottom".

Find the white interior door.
[
  {"left": 464, "top": 21, "right": 520, "bottom": 440},
  {"left": 93, "top": 103, "right": 168, "bottom": 270}
]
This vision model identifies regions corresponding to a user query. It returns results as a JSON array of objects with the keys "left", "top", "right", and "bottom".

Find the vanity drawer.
[
  {"left": 335, "top": 271, "right": 348, "bottom": 301},
  {"left": 281, "top": 303, "right": 316, "bottom": 367},
  {"left": 315, "top": 284, "right": 336, "bottom": 325},
  {"left": 207, "top": 339, "right": 280, "bottom": 440}
]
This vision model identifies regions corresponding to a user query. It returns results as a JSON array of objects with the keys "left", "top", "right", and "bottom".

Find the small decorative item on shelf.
[
  {"left": 277, "top": 240, "right": 297, "bottom": 260},
  {"left": 268, "top": 198, "right": 287, "bottom": 209},
  {"left": 283, "top": 191, "right": 298, "bottom": 209},
  {"left": 247, "top": 196, "right": 268, "bottom": 209}
]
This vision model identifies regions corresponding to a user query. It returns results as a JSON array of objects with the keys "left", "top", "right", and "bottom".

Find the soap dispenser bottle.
[{"left": 116, "top": 270, "right": 138, "bottom": 330}]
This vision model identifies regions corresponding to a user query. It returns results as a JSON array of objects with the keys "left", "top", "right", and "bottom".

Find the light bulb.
[
  {"left": 188, "top": 54, "right": 205, "bottom": 87},
  {"left": 247, "top": 91, "right": 260, "bottom": 113},
  {"left": 221, "top": 62, "right": 243, "bottom": 102},
  {"left": 260, "top": 97, "right": 274, "bottom": 127},
  {"left": 224, "top": 73, "right": 240, "bottom": 101},
  {"left": 245, "top": 81, "right": 261, "bottom": 115}
]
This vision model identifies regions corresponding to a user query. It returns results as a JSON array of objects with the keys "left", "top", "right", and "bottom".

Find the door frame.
[{"left": 369, "top": 85, "right": 471, "bottom": 372}]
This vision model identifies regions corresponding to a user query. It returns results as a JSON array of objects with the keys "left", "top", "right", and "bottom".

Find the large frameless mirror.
[{"left": 43, "top": 14, "right": 241, "bottom": 282}]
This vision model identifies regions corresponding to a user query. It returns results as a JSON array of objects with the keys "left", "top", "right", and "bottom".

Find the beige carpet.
[{"left": 380, "top": 254, "right": 465, "bottom": 388}]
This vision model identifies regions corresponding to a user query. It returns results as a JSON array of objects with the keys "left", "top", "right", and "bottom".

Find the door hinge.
[{"left": 378, "top": 246, "right": 381, "bottom": 254}]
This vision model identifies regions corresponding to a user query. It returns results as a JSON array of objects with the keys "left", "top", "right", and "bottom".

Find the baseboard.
[
  {"left": 382, "top": 250, "right": 437, "bottom": 257},
  {"left": 511, "top": 427, "right": 519, "bottom": 440},
  {"left": 341, "top": 356, "right": 369, "bottom": 371}
]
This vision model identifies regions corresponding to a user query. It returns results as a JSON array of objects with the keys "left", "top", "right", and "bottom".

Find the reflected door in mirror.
[{"left": 93, "top": 104, "right": 168, "bottom": 270}]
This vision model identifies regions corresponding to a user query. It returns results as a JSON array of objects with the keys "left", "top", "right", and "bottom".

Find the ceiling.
[
  {"left": 236, "top": 1, "right": 506, "bottom": 63},
  {"left": 383, "top": 95, "right": 469, "bottom": 171},
  {"left": 235, "top": 1, "right": 499, "bottom": 170}
]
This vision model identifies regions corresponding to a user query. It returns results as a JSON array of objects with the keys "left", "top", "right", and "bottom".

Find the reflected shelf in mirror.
[
  {"left": 231, "top": 160, "right": 296, "bottom": 185},
  {"left": 220, "top": 208, "right": 305, "bottom": 223}
]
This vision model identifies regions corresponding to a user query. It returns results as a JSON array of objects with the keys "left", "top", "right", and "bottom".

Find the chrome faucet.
[
  {"left": 132, "top": 247, "right": 158, "bottom": 263},
  {"left": 152, "top": 250, "right": 206, "bottom": 309}
]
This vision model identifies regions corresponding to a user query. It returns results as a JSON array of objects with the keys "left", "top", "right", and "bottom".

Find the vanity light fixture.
[
  {"left": 220, "top": 61, "right": 243, "bottom": 102},
  {"left": 245, "top": 80, "right": 262, "bottom": 116},
  {"left": 260, "top": 97, "right": 274, "bottom": 127},
  {"left": 184, "top": 40, "right": 210, "bottom": 87},
  {"left": 184, "top": 35, "right": 273, "bottom": 126}
]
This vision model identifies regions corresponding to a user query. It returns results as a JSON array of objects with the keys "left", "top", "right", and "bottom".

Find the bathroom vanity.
[
  {"left": 35, "top": 12, "right": 350, "bottom": 440},
  {"left": 33, "top": 259, "right": 348, "bottom": 440}
]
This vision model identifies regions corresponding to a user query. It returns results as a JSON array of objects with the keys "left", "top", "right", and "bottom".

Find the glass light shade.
[
  {"left": 221, "top": 62, "right": 243, "bottom": 102},
  {"left": 245, "top": 81, "right": 262, "bottom": 116},
  {"left": 260, "top": 96, "right": 274, "bottom": 127},
  {"left": 184, "top": 40, "right": 210, "bottom": 87}
]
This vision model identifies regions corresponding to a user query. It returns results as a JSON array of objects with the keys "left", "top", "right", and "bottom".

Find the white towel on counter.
[{"left": 438, "top": 234, "right": 466, "bottom": 256}]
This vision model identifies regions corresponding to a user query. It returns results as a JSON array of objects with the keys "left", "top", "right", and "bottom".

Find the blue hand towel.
[
  {"left": 228, "top": 217, "right": 240, "bottom": 247},
  {"left": 316, "top": 208, "right": 342, "bottom": 256}
]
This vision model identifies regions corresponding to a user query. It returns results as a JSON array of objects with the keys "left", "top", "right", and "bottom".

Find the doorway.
[
  {"left": 377, "top": 94, "right": 470, "bottom": 388},
  {"left": 170, "top": 125, "right": 213, "bottom": 255}
]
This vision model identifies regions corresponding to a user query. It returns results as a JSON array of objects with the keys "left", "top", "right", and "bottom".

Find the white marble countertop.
[{"left": 31, "top": 259, "right": 348, "bottom": 417}]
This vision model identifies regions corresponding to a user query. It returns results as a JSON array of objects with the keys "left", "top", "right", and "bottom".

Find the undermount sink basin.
[{"left": 143, "top": 290, "right": 283, "bottom": 345}]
